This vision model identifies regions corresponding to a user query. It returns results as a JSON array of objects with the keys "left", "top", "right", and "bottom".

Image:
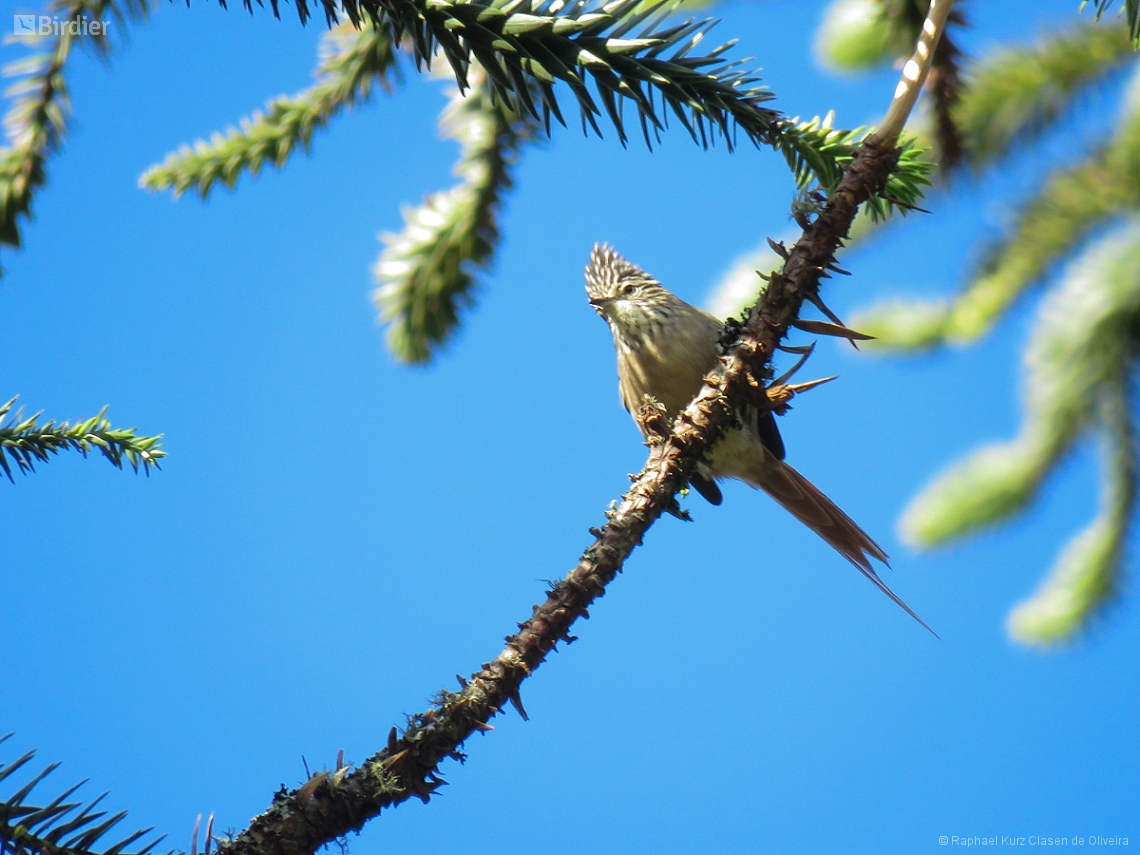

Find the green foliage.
[
  {"left": 898, "top": 221, "right": 1140, "bottom": 646},
  {"left": 147, "top": 0, "right": 932, "bottom": 363},
  {"left": 853, "top": 134, "right": 932, "bottom": 220},
  {"left": 704, "top": 128, "right": 932, "bottom": 317},
  {"left": 761, "top": 7, "right": 1140, "bottom": 646},
  {"left": 228, "top": 0, "right": 356, "bottom": 27},
  {"left": 1086, "top": 0, "right": 1140, "bottom": 45},
  {"left": 0, "top": 397, "right": 165, "bottom": 480},
  {"left": 855, "top": 62, "right": 1140, "bottom": 349},
  {"left": 844, "top": 295, "right": 946, "bottom": 348},
  {"left": 811, "top": 6, "right": 1134, "bottom": 181},
  {"left": 814, "top": 0, "right": 901, "bottom": 72},
  {"left": 140, "top": 22, "right": 400, "bottom": 197},
  {"left": 0, "top": 734, "right": 169, "bottom": 855},
  {"left": 350, "top": 0, "right": 785, "bottom": 152},
  {"left": 0, "top": 0, "right": 150, "bottom": 256},
  {"left": 148, "top": 0, "right": 890, "bottom": 190},
  {"left": 0, "top": 29, "right": 71, "bottom": 251},
  {"left": 956, "top": 20, "right": 1135, "bottom": 167},
  {"left": 901, "top": 447, "right": 1045, "bottom": 545},
  {"left": 1007, "top": 384, "right": 1135, "bottom": 645},
  {"left": 781, "top": 121, "right": 932, "bottom": 214},
  {"left": 373, "top": 72, "right": 538, "bottom": 363}
]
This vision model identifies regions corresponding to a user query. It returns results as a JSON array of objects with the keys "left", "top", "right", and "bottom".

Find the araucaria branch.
[{"left": 207, "top": 5, "right": 951, "bottom": 855}]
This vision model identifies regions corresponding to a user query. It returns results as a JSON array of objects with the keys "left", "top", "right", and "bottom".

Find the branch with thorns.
[{"left": 207, "top": 4, "right": 952, "bottom": 855}]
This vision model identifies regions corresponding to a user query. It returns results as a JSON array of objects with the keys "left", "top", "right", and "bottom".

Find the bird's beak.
[{"left": 589, "top": 297, "right": 613, "bottom": 314}]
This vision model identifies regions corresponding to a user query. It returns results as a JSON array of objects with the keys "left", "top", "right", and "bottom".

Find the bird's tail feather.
[{"left": 745, "top": 459, "right": 938, "bottom": 637}]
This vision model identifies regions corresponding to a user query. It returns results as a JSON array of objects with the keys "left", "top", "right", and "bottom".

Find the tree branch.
[
  {"left": 0, "top": 0, "right": 151, "bottom": 255},
  {"left": 209, "top": 127, "right": 905, "bottom": 855},
  {"left": 209, "top": 2, "right": 949, "bottom": 852},
  {"left": 0, "top": 398, "right": 165, "bottom": 480}
]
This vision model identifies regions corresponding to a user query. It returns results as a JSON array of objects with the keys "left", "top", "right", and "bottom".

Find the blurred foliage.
[
  {"left": 814, "top": 0, "right": 905, "bottom": 72},
  {"left": 137, "top": 0, "right": 931, "bottom": 363},
  {"left": 776, "top": 2, "right": 1140, "bottom": 647},
  {"left": 956, "top": 20, "right": 1135, "bottom": 165},
  {"left": 901, "top": 223, "right": 1140, "bottom": 644},
  {"left": 0, "top": 0, "right": 150, "bottom": 259},
  {"left": 1087, "top": 0, "right": 1140, "bottom": 45},
  {"left": 0, "top": 734, "right": 171, "bottom": 855},
  {"left": 372, "top": 70, "right": 539, "bottom": 362}
]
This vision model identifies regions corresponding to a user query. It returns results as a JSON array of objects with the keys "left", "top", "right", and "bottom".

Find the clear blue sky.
[{"left": 2, "top": 1, "right": 1136, "bottom": 852}]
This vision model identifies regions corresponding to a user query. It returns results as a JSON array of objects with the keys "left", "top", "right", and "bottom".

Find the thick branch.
[
  {"left": 209, "top": 2, "right": 950, "bottom": 849},
  {"left": 211, "top": 135, "right": 901, "bottom": 855}
]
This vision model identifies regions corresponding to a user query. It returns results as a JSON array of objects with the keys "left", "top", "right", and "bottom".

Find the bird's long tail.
[{"left": 747, "top": 459, "right": 938, "bottom": 637}]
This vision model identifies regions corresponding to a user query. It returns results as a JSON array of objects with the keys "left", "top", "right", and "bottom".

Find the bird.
[{"left": 585, "top": 243, "right": 934, "bottom": 634}]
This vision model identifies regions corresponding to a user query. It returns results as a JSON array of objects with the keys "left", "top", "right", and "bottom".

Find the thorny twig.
[{"left": 210, "top": 4, "right": 952, "bottom": 855}]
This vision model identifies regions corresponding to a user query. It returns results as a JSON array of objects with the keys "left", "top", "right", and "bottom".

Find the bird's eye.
[{"left": 622, "top": 283, "right": 637, "bottom": 296}]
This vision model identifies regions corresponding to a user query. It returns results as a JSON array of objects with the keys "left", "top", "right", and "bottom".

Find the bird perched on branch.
[{"left": 585, "top": 243, "right": 933, "bottom": 634}]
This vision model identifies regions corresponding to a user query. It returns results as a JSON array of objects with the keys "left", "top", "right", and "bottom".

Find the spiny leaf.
[
  {"left": 0, "top": 741, "right": 170, "bottom": 855},
  {"left": 1085, "top": 0, "right": 1140, "bottom": 47},
  {"left": 0, "top": 397, "right": 165, "bottom": 480},
  {"left": 141, "top": 21, "right": 401, "bottom": 197},
  {"left": 373, "top": 70, "right": 539, "bottom": 363},
  {"left": 0, "top": 0, "right": 153, "bottom": 255}
]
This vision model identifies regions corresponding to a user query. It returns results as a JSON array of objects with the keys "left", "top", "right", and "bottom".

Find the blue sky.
[{"left": 1, "top": 0, "right": 1137, "bottom": 853}]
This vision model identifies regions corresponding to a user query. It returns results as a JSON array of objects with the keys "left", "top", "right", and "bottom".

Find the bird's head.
[{"left": 584, "top": 243, "right": 678, "bottom": 338}]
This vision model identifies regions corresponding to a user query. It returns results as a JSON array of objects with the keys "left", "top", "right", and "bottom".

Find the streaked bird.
[{"left": 585, "top": 243, "right": 934, "bottom": 634}]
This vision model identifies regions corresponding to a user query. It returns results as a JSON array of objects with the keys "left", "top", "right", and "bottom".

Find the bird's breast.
[{"left": 613, "top": 324, "right": 716, "bottom": 418}]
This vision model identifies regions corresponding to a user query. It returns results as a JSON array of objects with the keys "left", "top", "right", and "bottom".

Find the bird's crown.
[{"left": 584, "top": 243, "right": 656, "bottom": 301}]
